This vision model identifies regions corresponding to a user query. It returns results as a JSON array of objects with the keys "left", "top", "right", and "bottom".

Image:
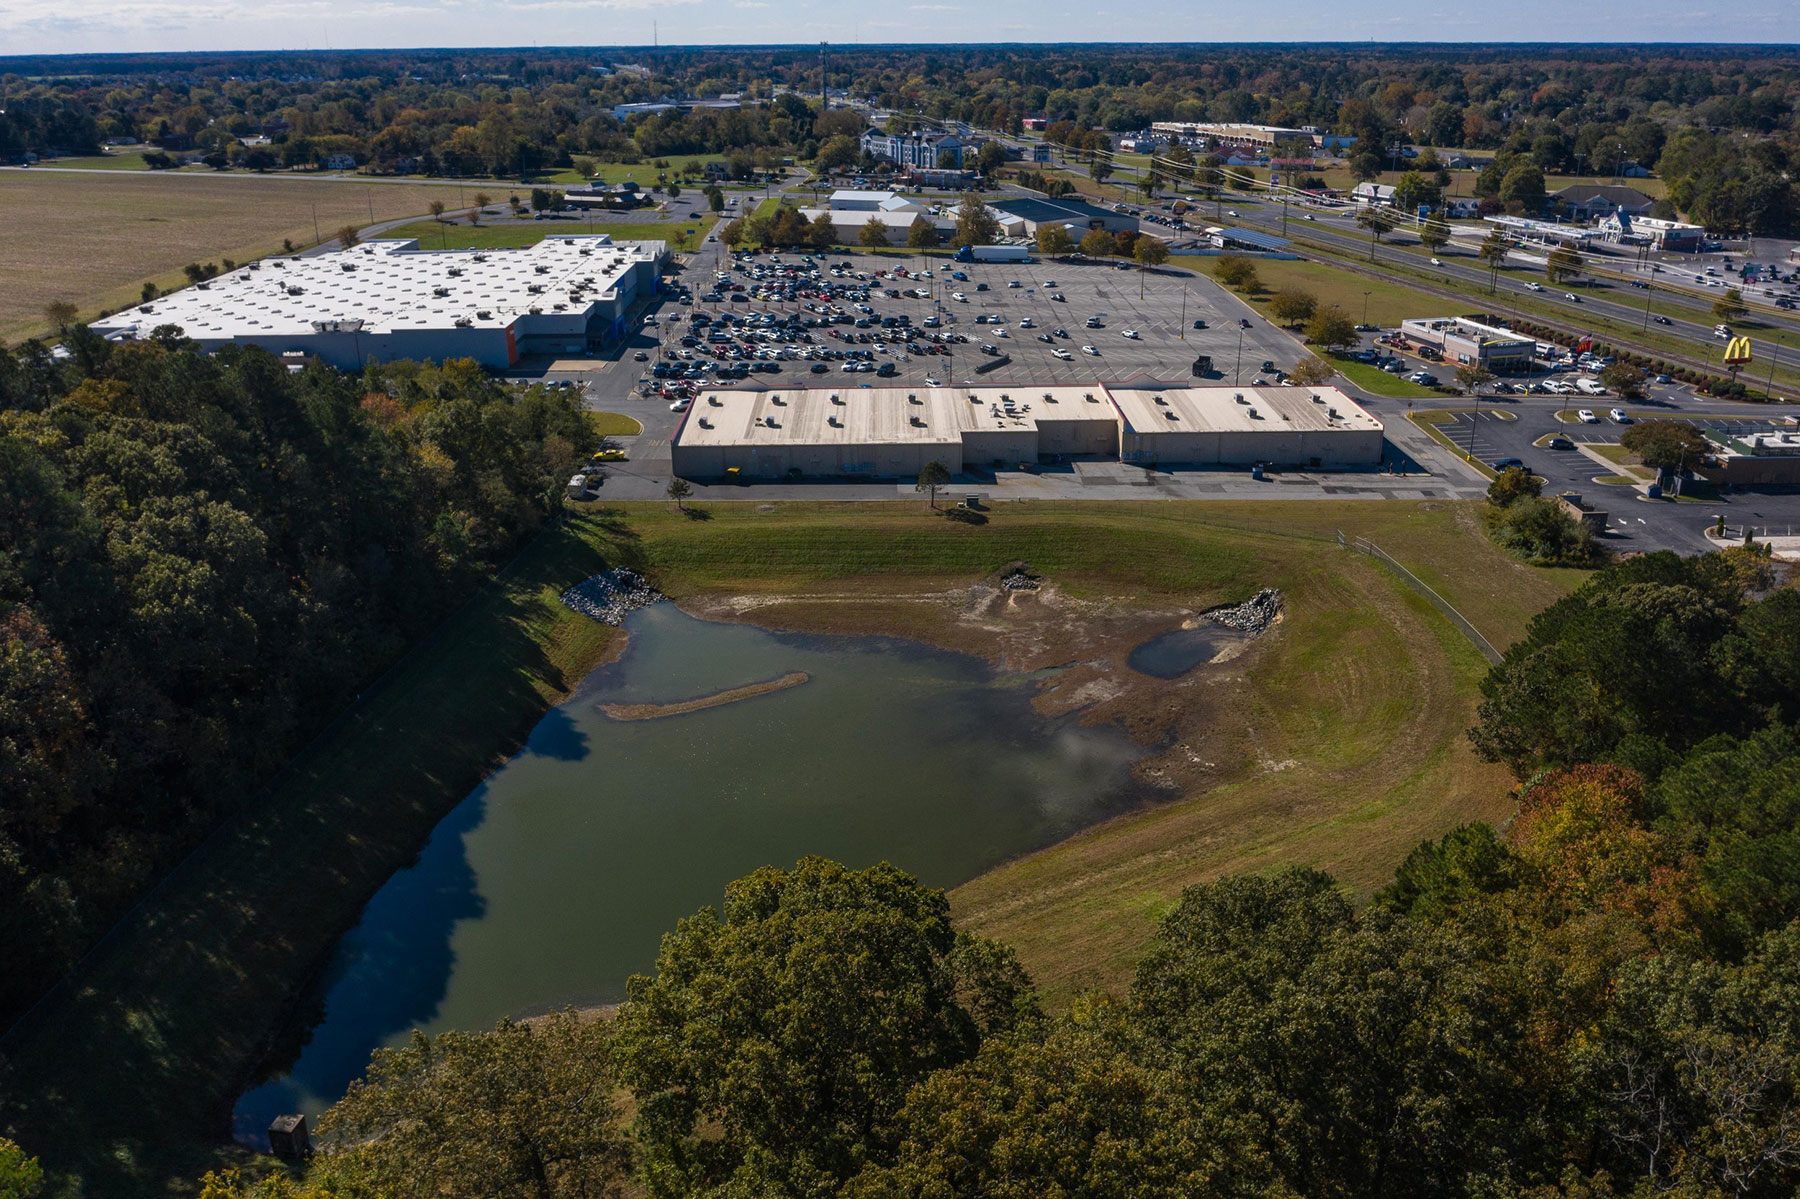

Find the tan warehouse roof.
[
  {"left": 1108, "top": 385, "right": 1382, "bottom": 436},
  {"left": 677, "top": 384, "right": 1114, "bottom": 448}
]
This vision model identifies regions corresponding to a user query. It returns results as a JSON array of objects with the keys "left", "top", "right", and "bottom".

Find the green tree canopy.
[{"left": 613, "top": 858, "right": 1033, "bottom": 1198}]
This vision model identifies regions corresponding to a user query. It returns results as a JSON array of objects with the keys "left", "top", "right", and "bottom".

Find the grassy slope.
[{"left": 0, "top": 500, "right": 1578, "bottom": 1194}]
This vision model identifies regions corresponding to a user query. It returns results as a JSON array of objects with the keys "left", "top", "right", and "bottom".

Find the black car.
[
  {"left": 810, "top": 363, "right": 830, "bottom": 373},
  {"left": 1260, "top": 360, "right": 1275, "bottom": 373},
  {"left": 1491, "top": 457, "right": 1525, "bottom": 472},
  {"left": 1653, "top": 315, "right": 1673, "bottom": 325},
  {"left": 1192, "top": 319, "right": 1207, "bottom": 329},
  {"left": 633, "top": 351, "right": 649, "bottom": 361}
]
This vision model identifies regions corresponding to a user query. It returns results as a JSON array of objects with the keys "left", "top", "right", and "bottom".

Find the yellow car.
[{"left": 591, "top": 449, "right": 627, "bottom": 463}]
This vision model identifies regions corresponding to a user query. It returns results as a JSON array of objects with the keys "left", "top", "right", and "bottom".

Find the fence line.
[{"left": 1339, "top": 531, "right": 1504, "bottom": 666}]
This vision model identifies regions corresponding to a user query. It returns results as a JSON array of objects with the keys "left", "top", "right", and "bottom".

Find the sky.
[{"left": 1, "top": 0, "right": 1797, "bottom": 57}]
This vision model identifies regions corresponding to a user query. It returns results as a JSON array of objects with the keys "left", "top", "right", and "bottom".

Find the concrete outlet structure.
[
  {"left": 91, "top": 235, "right": 668, "bottom": 369},
  {"left": 670, "top": 382, "right": 1383, "bottom": 478}
]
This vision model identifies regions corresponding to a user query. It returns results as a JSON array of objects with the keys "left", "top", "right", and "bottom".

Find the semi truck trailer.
[{"left": 953, "top": 244, "right": 1032, "bottom": 263}]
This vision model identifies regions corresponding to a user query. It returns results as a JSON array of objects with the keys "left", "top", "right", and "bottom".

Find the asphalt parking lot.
[{"left": 1414, "top": 402, "right": 1800, "bottom": 553}]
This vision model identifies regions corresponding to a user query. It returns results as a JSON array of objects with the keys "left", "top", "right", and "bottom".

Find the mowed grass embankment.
[
  {"left": 2, "top": 500, "right": 1578, "bottom": 1194},
  {"left": 379, "top": 216, "right": 715, "bottom": 251},
  {"left": 0, "top": 172, "right": 459, "bottom": 343}
]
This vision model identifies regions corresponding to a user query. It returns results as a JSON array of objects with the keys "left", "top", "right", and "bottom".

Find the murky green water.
[{"left": 235, "top": 603, "right": 1151, "bottom": 1141}]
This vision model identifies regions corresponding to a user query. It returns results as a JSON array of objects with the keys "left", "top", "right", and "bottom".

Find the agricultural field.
[{"left": 0, "top": 171, "right": 457, "bottom": 343}]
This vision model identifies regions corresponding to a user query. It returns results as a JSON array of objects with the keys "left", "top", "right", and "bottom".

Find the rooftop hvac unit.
[
  {"left": 535, "top": 265, "right": 550, "bottom": 274},
  {"left": 771, "top": 395, "right": 785, "bottom": 405},
  {"left": 1043, "top": 392, "right": 1056, "bottom": 402},
  {"left": 1165, "top": 411, "right": 1179, "bottom": 421},
  {"left": 910, "top": 415, "right": 926, "bottom": 426},
  {"left": 447, "top": 267, "right": 462, "bottom": 277},
  {"left": 528, "top": 306, "right": 542, "bottom": 315},
  {"left": 1311, "top": 393, "right": 1324, "bottom": 403},
  {"left": 764, "top": 415, "right": 778, "bottom": 427},
  {"left": 1153, "top": 395, "right": 1167, "bottom": 406},
  {"left": 828, "top": 415, "right": 841, "bottom": 427},
  {"left": 472, "top": 254, "right": 487, "bottom": 262},
  {"left": 1084, "top": 393, "right": 1098, "bottom": 403},
  {"left": 286, "top": 286, "right": 304, "bottom": 296},
  {"left": 1327, "top": 407, "right": 1338, "bottom": 418},
  {"left": 1247, "top": 408, "right": 1260, "bottom": 419},
  {"left": 698, "top": 417, "right": 711, "bottom": 428},
  {"left": 433, "top": 286, "right": 450, "bottom": 297},
  {"left": 1234, "top": 393, "right": 1247, "bottom": 403},
  {"left": 476, "top": 310, "right": 491, "bottom": 320},
  {"left": 830, "top": 394, "right": 843, "bottom": 404},
  {"left": 709, "top": 395, "right": 723, "bottom": 406}
]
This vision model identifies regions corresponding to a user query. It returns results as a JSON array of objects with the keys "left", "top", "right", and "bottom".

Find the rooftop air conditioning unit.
[
  {"left": 1165, "top": 411, "right": 1179, "bottom": 421},
  {"left": 1311, "top": 393, "right": 1324, "bottom": 402},
  {"left": 1234, "top": 393, "right": 1247, "bottom": 403},
  {"left": 476, "top": 310, "right": 491, "bottom": 320}
]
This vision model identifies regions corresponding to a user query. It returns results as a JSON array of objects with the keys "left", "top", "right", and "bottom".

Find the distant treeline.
[
  {"left": 0, "top": 330, "right": 595, "bottom": 1024},
  {"left": 1, "top": 44, "right": 1796, "bottom": 231}
]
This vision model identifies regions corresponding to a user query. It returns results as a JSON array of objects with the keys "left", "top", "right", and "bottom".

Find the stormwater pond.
[{"left": 234, "top": 602, "right": 1152, "bottom": 1140}]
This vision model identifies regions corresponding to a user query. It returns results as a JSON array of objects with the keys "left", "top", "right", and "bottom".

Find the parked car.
[
  {"left": 1546, "top": 436, "right": 1574, "bottom": 450},
  {"left": 1082, "top": 345, "right": 1100, "bottom": 356},
  {"left": 1609, "top": 408, "right": 1632, "bottom": 423},
  {"left": 1577, "top": 409, "right": 1598, "bottom": 423},
  {"left": 1051, "top": 348, "right": 1072, "bottom": 360},
  {"left": 1491, "top": 457, "right": 1525, "bottom": 471},
  {"left": 1123, "top": 329, "right": 1141, "bottom": 339},
  {"left": 1193, "top": 319, "right": 1208, "bottom": 329}
]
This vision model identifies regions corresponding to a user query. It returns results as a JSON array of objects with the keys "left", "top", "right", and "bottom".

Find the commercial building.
[
  {"left": 798, "top": 190, "right": 955, "bottom": 243},
  {"left": 1150, "top": 122, "right": 1316, "bottom": 150},
  {"left": 1600, "top": 212, "right": 1706, "bottom": 252},
  {"left": 1352, "top": 182, "right": 1396, "bottom": 207},
  {"left": 90, "top": 235, "right": 667, "bottom": 370},
  {"left": 1398, "top": 317, "right": 1537, "bottom": 373},
  {"left": 861, "top": 129, "right": 970, "bottom": 170},
  {"left": 1701, "top": 425, "right": 1800, "bottom": 487},
  {"left": 669, "top": 382, "right": 1383, "bottom": 478},
  {"left": 989, "top": 196, "right": 1137, "bottom": 239}
]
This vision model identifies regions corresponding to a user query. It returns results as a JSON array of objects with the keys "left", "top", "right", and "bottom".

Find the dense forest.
[
  {"left": 1, "top": 548, "right": 1775, "bottom": 1199},
  {"left": 1, "top": 44, "right": 1796, "bottom": 231},
  {"left": 0, "top": 331, "right": 594, "bottom": 1024}
]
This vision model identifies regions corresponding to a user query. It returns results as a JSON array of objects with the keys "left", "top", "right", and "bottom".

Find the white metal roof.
[{"left": 91, "top": 235, "right": 664, "bottom": 341}]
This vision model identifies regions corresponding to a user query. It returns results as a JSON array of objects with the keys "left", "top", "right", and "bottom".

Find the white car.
[
  {"left": 995, "top": 328, "right": 1009, "bottom": 338},
  {"left": 1429, "top": 258, "right": 1442, "bottom": 266},
  {"left": 1122, "top": 329, "right": 1140, "bottom": 339},
  {"left": 1081, "top": 345, "right": 1100, "bottom": 356},
  {"left": 1018, "top": 317, "right": 1035, "bottom": 328},
  {"left": 951, "top": 291, "right": 968, "bottom": 302},
  {"left": 1565, "top": 293, "right": 1582, "bottom": 303},
  {"left": 1227, "top": 209, "right": 1240, "bottom": 217},
  {"left": 1577, "top": 408, "right": 1598, "bottom": 423},
  {"left": 669, "top": 398, "right": 691, "bottom": 412},
  {"left": 1525, "top": 281, "right": 1544, "bottom": 291},
  {"left": 924, "top": 375, "right": 942, "bottom": 386},
  {"left": 1610, "top": 408, "right": 1632, "bottom": 423},
  {"left": 1051, "top": 347, "right": 1073, "bottom": 360}
]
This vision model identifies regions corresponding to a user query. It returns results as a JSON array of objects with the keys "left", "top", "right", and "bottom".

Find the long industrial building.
[
  {"left": 670, "top": 382, "right": 1383, "bottom": 478},
  {"left": 90, "top": 235, "right": 668, "bottom": 369}
]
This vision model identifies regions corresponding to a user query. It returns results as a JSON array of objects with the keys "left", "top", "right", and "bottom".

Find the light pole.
[
  {"left": 1179, "top": 287, "right": 1187, "bottom": 340},
  {"left": 1362, "top": 290, "right": 1373, "bottom": 329},
  {"left": 1234, "top": 323, "right": 1245, "bottom": 385}
]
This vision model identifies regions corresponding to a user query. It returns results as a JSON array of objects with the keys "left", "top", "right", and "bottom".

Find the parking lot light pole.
[
  {"left": 1234, "top": 324, "right": 1245, "bottom": 385},
  {"left": 1362, "top": 290, "right": 1373, "bottom": 329}
]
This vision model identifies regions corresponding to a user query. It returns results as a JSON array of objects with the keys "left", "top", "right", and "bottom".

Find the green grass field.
[
  {"left": 380, "top": 216, "right": 715, "bottom": 251},
  {"left": 1331, "top": 356, "right": 1440, "bottom": 397},
  {"left": 586, "top": 410, "right": 644, "bottom": 436},
  {"left": 1, "top": 500, "right": 1581, "bottom": 1195},
  {"left": 536, "top": 155, "right": 729, "bottom": 187}
]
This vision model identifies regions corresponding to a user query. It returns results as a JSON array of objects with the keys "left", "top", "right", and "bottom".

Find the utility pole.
[{"left": 821, "top": 42, "right": 829, "bottom": 109}]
